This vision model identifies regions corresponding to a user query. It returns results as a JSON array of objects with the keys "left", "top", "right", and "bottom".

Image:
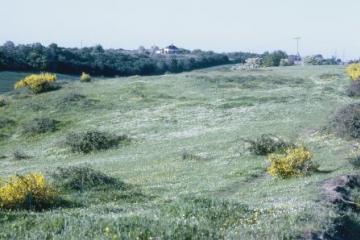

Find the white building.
[{"left": 156, "top": 45, "right": 180, "bottom": 54}]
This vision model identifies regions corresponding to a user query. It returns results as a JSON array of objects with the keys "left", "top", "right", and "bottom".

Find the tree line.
[{"left": 0, "top": 42, "right": 254, "bottom": 77}]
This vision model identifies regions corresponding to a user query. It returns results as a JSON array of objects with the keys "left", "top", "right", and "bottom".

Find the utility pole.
[{"left": 293, "top": 37, "right": 301, "bottom": 57}]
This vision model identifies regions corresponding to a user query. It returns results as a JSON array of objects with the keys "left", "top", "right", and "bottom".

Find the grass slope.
[{"left": 0, "top": 65, "right": 358, "bottom": 239}]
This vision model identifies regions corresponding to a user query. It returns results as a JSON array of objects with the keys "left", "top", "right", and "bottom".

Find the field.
[{"left": 0, "top": 65, "right": 359, "bottom": 239}]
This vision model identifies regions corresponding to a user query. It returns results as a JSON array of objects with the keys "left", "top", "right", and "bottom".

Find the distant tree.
[
  {"left": 262, "top": 50, "right": 288, "bottom": 67},
  {"left": 279, "top": 58, "right": 294, "bottom": 66},
  {"left": 303, "top": 55, "right": 324, "bottom": 65}
]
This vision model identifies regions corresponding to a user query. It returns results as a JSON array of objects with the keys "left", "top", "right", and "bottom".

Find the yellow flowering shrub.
[
  {"left": 80, "top": 72, "right": 91, "bottom": 82},
  {"left": 346, "top": 64, "right": 360, "bottom": 81},
  {"left": 14, "top": 73, "right": 57, "bottom": 94},
  {"left": 267, "top": 147, "right": 317, "bottom": 178},
  {"left": 0, "top": 173, "right": 57, "bottom": 210}
]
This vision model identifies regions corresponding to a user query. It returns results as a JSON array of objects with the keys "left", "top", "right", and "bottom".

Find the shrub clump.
[
  {"left": 62, "top": 92, "right": 86, "bottom": 102},
  {"left": 65, "top": 131, "right": 128, "bottom": 153},
  {"left": 14, "top": 73, "right": 57, "bottom": 94},
  {"left": 0, "top": 118, "right": 15, "bottom": 129},
  {"left": 319, "top": 73, "right": 341, "bottom": 80},
  {"left": 348, "top": 156, "right": 360, "bottom": 169},
  {"left": 330, "top": 103, "right": 360, "bottom": 139},
  {"left": 22, "top": 118, "right": 59, "bottom": 135},
  {"left": 57, "top": 92, "right": 97, "bottom": 109},
  {"left": 12, "top": 149, "right": 30, "bottom": 160},
  {"left": 346, "top": 80, "right": 360, "bottom": 97},
  {"left": 0, "top": 96, "right": 8, "bottom": 107},
  {"left": 80, "top": 72, "right": 91, "bottom": 82},
  {"left": 267, "top": 147, "right": 318, "bottom": 178},
  {"left": 51, "top": 166, "right": 122, "bottom": 191},
  {"left": 0, "top": 173, "right": 58, "bottom": 210},
  {"left": 346, "top": 63, "right": 360, "bottom": 81},
  {"left": 244, "top": 134, "right": 294, "bottom": 155}
]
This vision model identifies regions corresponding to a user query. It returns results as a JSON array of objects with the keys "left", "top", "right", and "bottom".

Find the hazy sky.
[{"left": 1, "top": 0, "right": 360, "bottom": 59}]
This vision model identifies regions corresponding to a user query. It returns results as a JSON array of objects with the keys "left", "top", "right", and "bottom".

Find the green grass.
[{"left": 0, "top": 65, "right": 358, "bottom": 239}]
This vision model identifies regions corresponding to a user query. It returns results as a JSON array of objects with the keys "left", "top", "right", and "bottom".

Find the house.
[{"left": 156, "top": 44, "right": 180, "bottom": 54}]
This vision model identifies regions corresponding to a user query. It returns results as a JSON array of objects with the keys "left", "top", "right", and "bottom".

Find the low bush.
[
  {"left": 0, "top": 118, "right": 15, "bottom": 129},
  {"left": 62, "top": 92, "right": 86, "bottom": 102},
  {"left": 22, "top": 118, "right": 59, "bottom": 135},
  {"left": 319, "top": 73, "right": 341, "bottom": 80},
  {"left": 181, "top": 149, "right": 209, "bottom": 161},
  {"left": 244, "top": 134, "right": 294, "bottom": 155},
  {"left": 12, "top": 150, "right": 30, "bottom": 160},
  {"left": 346, "top": 80, "right": 360, "bottom": 97},
  {"left": 267, "top": 147, "right": 318, "bottom": 178},
  {"left": 346, "top": 63, "right": 360, "bottom": 81},
  {"left": 0, "top": 97, "right": 7, "bottom": 107},
  {"left": 348, "top": 156, "right": 360, "bottom": 169},
  {"left": 14, "top": 73, "right": 58, "bottom": 94},
  {"left": 330, "top": 103, "right": 360, "bottom": 139},
  {"left": 0, "top": 134, "right": 8, "bottom": 141},
  {"left": 56, "top": 92, "right": 97, "bottom": 109},
  {"left": 51, "top": 166, "right": 123, "bottom": 191},
  {"left": 0, "top": 173, "right": 58, "bottom": 210},
  {"left": 65, "top": 131, "right": 128, "bottom": 153},
  {"left": 80, "top": 72, "right": 91, "bottom": 82}
]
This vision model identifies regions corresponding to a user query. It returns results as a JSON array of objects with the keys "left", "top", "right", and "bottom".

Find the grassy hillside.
[{"left": 0, "top": 65, "right": 359, "bottom": 239}]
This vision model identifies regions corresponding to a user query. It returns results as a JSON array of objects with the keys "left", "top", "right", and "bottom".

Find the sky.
[{"left": 1, "top": 0, "right": 360, "bottom": 59}]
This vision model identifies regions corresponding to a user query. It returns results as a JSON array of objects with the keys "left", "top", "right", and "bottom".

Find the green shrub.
[
  {"left": 0, "top": 97, "right": 7, "bottom": 107},
  {"left": 51, "top": 166, "right": 123, "bottom": 191},
  {"left": 267, "top": 147, "right": 318, "bottom": 178},
  {"left": 57, "top": 93, "right": 97, "bottom": 109},
  {"left": 0, "top": 118, "right": 15, "bottom": 129},
  {"left": 22, "top": 118, "right": 59, "bottom": 135},
  {"left": 62, "top": 92, "right": 86, "bottom": 102},
  {"left": 80, "top": 72, "right": 91, "bottom": 82},
  {"left": 303, "top": 55, "right": 324, "bottom": 65},
  {"left": 319, "top": 73, "right": 341, "bottom": 80},
  {"left": 12, "top": 150, "right": 30, "bottom": 160},
  {"left": 330, "top": 103, "right": 360, "bottom": 139},
  {"left": 346, "top": 81, "right": 360, "bottom": 97},
  {"left": 181, "top": 149, "right": 209, "bottom": 161},
  {"left": 348, "top": 156, "right": 360, "bottom": 169},
  {"left": 0, "top": 134, "right": 8, "bottom": 142},
  {"left": 65, "top": 131, "right": 128, "bottom": 153},
  {"left": 262, "top": 51, "right": 288, "bottom": 67},
  {"left": 244, "top": 134, "right": 294, "bottom": 155}
]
